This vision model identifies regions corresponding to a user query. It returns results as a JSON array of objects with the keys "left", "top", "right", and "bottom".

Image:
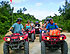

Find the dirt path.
[{"left": 0, "top": 33, "right": 70, "bottom": 54}]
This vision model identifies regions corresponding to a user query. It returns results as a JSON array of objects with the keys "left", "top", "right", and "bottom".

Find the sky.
[{"left": 0, "top": 0, "right": 70, "bottom": 20}]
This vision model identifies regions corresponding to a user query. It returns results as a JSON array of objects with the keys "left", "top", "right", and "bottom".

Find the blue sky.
[{"left": 0, "top": 0, "right": 70, "bottom": 20}]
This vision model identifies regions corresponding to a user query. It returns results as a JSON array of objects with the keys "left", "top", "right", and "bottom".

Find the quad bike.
[
  {"left": 3, "top": 31, "right": 29, "bottom": 54},
  {"left": 25, "top": 28, "right": 35, "bottom": 42},
  {"left": 41, "top": 29, "right": 68, "bottom": 54}
]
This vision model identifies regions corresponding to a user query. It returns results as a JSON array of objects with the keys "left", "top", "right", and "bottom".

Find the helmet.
[
  {"left": 35, "top": 21, "right": 39, "bottom": 23},
  {"left": 16, "top": 18, "right": 22, "bottom": 22}
]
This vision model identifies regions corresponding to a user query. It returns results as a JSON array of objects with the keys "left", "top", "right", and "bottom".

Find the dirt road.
[{"left": 0, "top": 33, "right": 70, "bottom": 54}]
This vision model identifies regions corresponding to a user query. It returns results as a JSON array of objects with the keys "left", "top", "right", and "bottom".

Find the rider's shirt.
[
  {"left": 35, "top": 24, "right": 40, "bottom": 27},
  {"left": 46, "top": 23, "right": 58, "bottom": 30},
  {"left": 26, "top": 24, "right": 31, "bottom": 29},
  {"left": 12, "top": 23, "right": 23, "bottom": 33}
]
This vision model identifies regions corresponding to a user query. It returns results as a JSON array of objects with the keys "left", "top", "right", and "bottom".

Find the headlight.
[
  {"left": 47, "top": 37, "right": 50, "bottom": 40},
  {"left": 20, "top": 37, "right": 23, "bottom": 40},
  {"left": 6, "top": 38, "right": 10, "bottom": 41},
  {"left": 60, "top": 37, "right": 62, "bottom": 40}
]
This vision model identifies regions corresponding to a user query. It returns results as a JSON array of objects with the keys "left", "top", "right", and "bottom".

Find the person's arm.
[
  {"left": 9, "top": 23, "right": 15, "bottom": 31},
  {"left": 45, "top": 24, "right": 49, "bottom": 31},
  {"left": 58, "top": 28, "right": 62, "bottom": 30},
  {"left": 30, "top": 24, "right": 32, "bottom": 30},
  {"left": 21, "top": 24, "right": 24, "bottom": 31},
  {"left": 55, "top": 25, "right": 62, "bottom": 30},
  {"left": 9, "top": 27, "right": 13, "bottom": 31}
]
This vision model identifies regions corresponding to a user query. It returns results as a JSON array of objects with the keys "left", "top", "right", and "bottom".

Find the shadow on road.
[{"left": 10, "top": 50, "right": 24, "bottom": 54}]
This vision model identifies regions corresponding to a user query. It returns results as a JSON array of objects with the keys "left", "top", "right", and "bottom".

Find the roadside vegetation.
[{"left": 42, "top": 0, "right": 70, "bottom": 32}]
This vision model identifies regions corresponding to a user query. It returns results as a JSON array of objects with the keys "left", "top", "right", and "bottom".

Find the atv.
[
  {"left": 25, "top": 28, "right": 35, "bottom": 42},
  {"left": 41, "top": 29, "right": 68, "bottom": 54},
  {"left": 3, "top": 31, "right": 29, "bottom": 54}
]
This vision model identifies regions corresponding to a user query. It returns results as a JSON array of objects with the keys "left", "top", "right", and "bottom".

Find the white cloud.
[
  {"left": 36, "top": 3, "right": 43, "bottom": 6},
  {"left": 24, "top": 10, "right": 60, "bottom": 20}
]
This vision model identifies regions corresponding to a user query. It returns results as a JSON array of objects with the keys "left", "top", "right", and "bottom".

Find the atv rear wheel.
[
  {"left": 39, "top": 33, "right": 42, "bottom": 42},
  {"left": 3, "top": 42, "right": 9, "bottom": 54},
  {"left": 24, "top": 41, "right": 29, "bottom": 54},
  {"left": 31, "top": 34, "right": 34, "bottom": 42},
  {"left": 61, "top": 41, "right": 68, "bottom": 54},
  {"left": 41, "top": 41, "right": 46, "bottom": 54}
]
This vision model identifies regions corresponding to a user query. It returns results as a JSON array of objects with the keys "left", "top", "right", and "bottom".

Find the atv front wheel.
[
  {"left": 3, "top": 42, "right": 9, "bottom": 54},
  {"left": 31, "top": 34, "right": 34, "bottom": 42},
  {"left": 39, "top": 33, "right": 42, "bottom": 42},
  {"left": 24, "top": 41, "right": 29, "bottom": 54},
  {"left": 41, "top": 41, "right": 46, "bottom": 54},
  {"left": 61, "top": 41, "right": 68, "bottom": 54}
]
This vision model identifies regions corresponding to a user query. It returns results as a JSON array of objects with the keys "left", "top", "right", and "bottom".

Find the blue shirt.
[
  {"left": 12, "top": 23, "right": 23, "bottom": 33},
  {"left": 46, "top": 23, "right": 58, "bottom": 30},
  {"left": 26, "top": 26, "right": 31, "bottom": 29}
]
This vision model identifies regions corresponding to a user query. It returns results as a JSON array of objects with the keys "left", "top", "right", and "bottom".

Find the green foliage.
[
  {"left": 0, "top": 1, "right": 39, "bottom": 35},
  {"left": 42, "top": 0, "right": 70, "bottom": 32},
  {"left": 0, "top": 35, "right": 5, "bottom": 43}
]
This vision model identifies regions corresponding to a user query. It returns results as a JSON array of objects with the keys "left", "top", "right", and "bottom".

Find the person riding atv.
[
  {"left": 4, "top": 18, "right": 29, "bottom": 54},
  {"left": 46, "top": 18, "right": 62, "bottom": 32},
  {"left": 35, "top": 21, "right": 40, "bottom": 34},
  {"left": 25, "top": 20, "right": 35, "bottom": 42},
  {"left": 9, "top": 18, "right": 24, "bottom": 35},
  {"left": 25, "top": 20, "right": 31, "bottom": 30},
  {"left": 40, "top": 18, "right": 53, "bottom": 33},
  {"left": 35, "top": 21, "right": 40, "bottom": 27},
  {"left": 41, "top": 18, "right": 68, "bottom": 54},
  {"left": 39, "top": 18, "right": 62, "bottom": 42}
]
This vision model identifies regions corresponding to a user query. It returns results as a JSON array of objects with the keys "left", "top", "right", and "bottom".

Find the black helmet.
[{"left": 16, "top": 18, "right": 22, "bottom": 22}]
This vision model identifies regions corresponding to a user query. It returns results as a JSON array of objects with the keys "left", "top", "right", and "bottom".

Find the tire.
[
  {"left": 31, "top": 34, "right": 34, "bottom": 42},
  {"left": 34, "top": 34, "right": 36, "bottom": 39},
  {"left": 61, "top": 41, "right": 68, "bottom": 54},
  {"left": 24, "top": 41, "right": 29, "bottom": 54},
  {"left": 39, "top": 33, "right": 42, "bottom": 42},
  {"left": 41, "top": 41, "right": 46, "bottom": 54},
  {"left": 3, "top": 42, "right": 9, "bottom": 54}
]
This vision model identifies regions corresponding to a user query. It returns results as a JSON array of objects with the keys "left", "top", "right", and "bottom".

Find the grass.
[{"left": 0, "top": 35, "right": 5, "bottom": 43}]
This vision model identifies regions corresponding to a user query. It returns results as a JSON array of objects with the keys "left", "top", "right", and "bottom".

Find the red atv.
[
  {"left": 41, "top": 29, "right": 68, "bottom": 54},
  {"left": 3, "top": 32, "right": 29, "bottom": 54},
  {"left": 25, "top": 28, "right": 35, "bottom": 42}
]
